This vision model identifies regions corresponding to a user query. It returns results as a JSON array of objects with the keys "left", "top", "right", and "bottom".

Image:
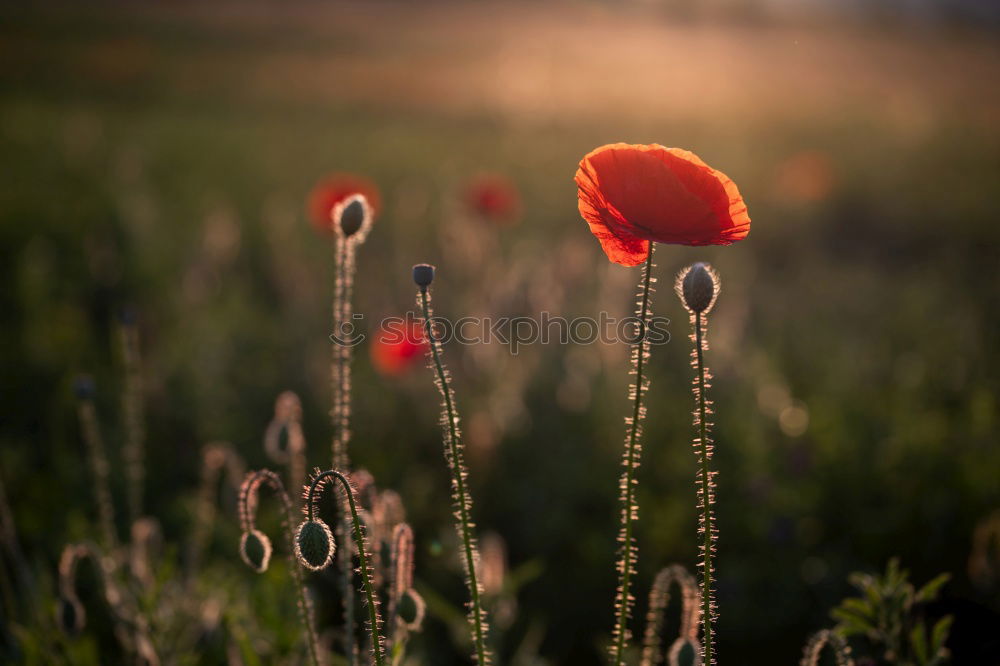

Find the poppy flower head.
[
  {"left": 370, "top": 320, "right": 428, "bottom": 377},
  {"left": 464, "top": 173, "right": 521, "bottom": 224},
  {"left": 575, "top": 143, "right": 750, "bottom": 266},
  {"left": 307, "top": 173, "right": 381, "bottom": 235}
]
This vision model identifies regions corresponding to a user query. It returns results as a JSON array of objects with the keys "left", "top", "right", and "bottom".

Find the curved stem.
[
  {"left": 694, "top": 312, "right": 715, "bottom": 664},
  {"left": 612, "top": 241, "right": 655, "bottom": 665},
  {"left": 309, "top": 470, "right": 385, "bottom": 666},
  {"left": 418, "top": 288, "right": 489, "bottom": 665},
  {"left": 244, "top": 470, "right": 321, "bottom": 666}
]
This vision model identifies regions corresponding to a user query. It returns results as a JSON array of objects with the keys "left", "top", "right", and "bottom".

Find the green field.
[{"left": 1, "top": 3, "right": 998, "bottom": 664}]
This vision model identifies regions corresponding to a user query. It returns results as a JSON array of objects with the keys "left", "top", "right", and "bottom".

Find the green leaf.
[
  {"left": 916, "top": 573, "right": 951, "bottom": 603},
  {"left": 930, "top": 615, "right": 954, "bottom": 655},
  {"left": 910, "top": 620, "right": 929, "bottom": 665}
]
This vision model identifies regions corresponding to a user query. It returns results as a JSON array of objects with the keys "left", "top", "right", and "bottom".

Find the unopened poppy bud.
[
  {"left": 239, "top": 529, "right": 272, "bottom": 573},
  {"left": 412, "top": 264, "right": 435, "bottom": 290},
  {"left": 668, "top": 637, "right": 701, "bottom": 666},
  {"left": 337, "top": 195, "right": 369, "bottom": 238},
  {"left": 678, "top": 262, "right": 718, "bottom": 314},
  {"left": 56, "top": 596, "right": 85, "bottom": 637},
  {"left": 397, "top": 588, "right": 426, "bottom": 630},
  {"left": 73, "top": 375, "right": 96, "bottom": 400},
  {"left": 294, "top": 519, "right": 335, "bottom": 571}
]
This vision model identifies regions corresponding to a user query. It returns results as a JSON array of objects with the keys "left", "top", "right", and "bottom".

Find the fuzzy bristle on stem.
[
  {"left": 305, "top": 469, "right": 387, "bottom": 666},
  {"left": 675, "top": 264, "right": 720, "bottom": 666},
  {"left": 118, "top": 315, "right": 146, "bottom": 526},
  {"left": 76, "top": 392, "right": 119, "bottom": 552},
  {"left": 641, "top": 565, "right": 702, "bottom": 666},
  {"left": 800, "top": 629, "right": 855, "bottom": 666},
  {"left": 612, "top": 241, "right": 656, "bottom": 666},
  {"left": 238, "top": 470, "right": 321, "bottom": 666},
  {"left": 417, "top": 281, "right": 491, "bottom": 665}
]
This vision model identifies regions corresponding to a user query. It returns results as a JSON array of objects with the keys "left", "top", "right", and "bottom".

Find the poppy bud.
[
  {"left": 337, "top": 195, "right": 370, "bottom": 238},
  {"left": 73, "top": 375, "right": 96, "bottom": 400},
  {"left": 678, "top": 262, "right": 719, "bottom": 314},
  {"left": 668, "top": 637, "right": 702, "bottom": 666},
  {"left": 294, "top": 519, "right": 335, "bottom": 571},
  {"left": 412, "top": 264, "right": 435, "bottom": 290},
  {"left": 56, "top": 596, "right": 85, "bottom": 637},
  {"left": 239, "top": 529, "right": 272, "bottom": 573},
  {"left": 397, "top": 588, "right": 426, "bottom": 630}
]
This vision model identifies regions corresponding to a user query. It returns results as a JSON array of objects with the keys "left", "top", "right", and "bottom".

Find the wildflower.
[
  {"left": 370, "top": 320, "right": 427, "bottom": 377},
  {"left": 575, "top": 143, "right": 750, "bottom": 265},
  {"left": 308, "top": 173, "right": 381, "bottom": 235},
  {"left": 464, "top": 173, "right": 521, "bottom": 224}
]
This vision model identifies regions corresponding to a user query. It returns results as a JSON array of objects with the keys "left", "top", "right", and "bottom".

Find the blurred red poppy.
[
  {"left": 464, "top": 173, "right": 521, "bottom": 224},
  {"left": 307, "top": 173, "right": 381, "bottom": 235},
  {"left": 575, "top": 143, "right": 750, "bottom": 266},
  {"left": 370, "top": 320, "right": 427, "bottom": 377}
]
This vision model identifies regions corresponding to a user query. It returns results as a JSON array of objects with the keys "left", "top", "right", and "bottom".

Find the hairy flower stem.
[
  {"left": 331, "top": 236, "right": 358, "bottom": 663},
  {"left": 119, "top": 318, "right": 145, "bottom": 526},
  {"left": 308, "top": 470, "right": 385, "bottom": 666},
  {"left": 77, "top": 399, "right": 119, "bottom": 552},
  {"left": 418, "top": 287, "right": 489, "bottom": 665},
  {"left": 241, "top": 470, "right": 321, "bottom": 666},
  {"left": 612, "top": 241, "right": 655, "bottom": 665},
  {"left": 693, "top": 312, "right": 715, "bottom": 665}
]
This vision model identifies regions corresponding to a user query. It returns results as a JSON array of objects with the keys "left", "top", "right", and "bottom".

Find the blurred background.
[{"left": 1, "top": 1, "right": 998, "bottom": 664}]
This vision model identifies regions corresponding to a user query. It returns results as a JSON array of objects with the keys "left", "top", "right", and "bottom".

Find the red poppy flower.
[
  {"left": 307, "top": 173, "right": 381, "bottom": 235},
  {"left": 464, "top": 173, "right": 521, "bottom": 224},
  {"left": 575, "top": 143, "right": 750, "bottom": 266},
  {"left": 370, "top": 320, "right": 427, "bottom": 377}
]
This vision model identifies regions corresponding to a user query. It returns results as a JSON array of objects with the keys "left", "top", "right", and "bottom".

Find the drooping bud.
[
  {"left": 677, "top": 262, "right": 719, "bottom": 314},
  {"left": 397, "top": 588, "right": 426, "bottom": 630},
  {"left": 294, "top": 519, "right": 335, "bottom": 571},
  {"left": 72, "top": 375, "right": 95, "bottom": 400},
  {"left": 239, "top": 529, "right": 272, "bottom": 573},
  {"left": 668, "top": 637, "right": 702, "bottom": 666},
  {"left": 56, "top": 596, "right": 86, "bottom": 637},
  {"left": 412, "top": 264, "right": 435, "bottom": 290},
  {"left": 335, "top": 194, "right": 371, "bottom": 239}
]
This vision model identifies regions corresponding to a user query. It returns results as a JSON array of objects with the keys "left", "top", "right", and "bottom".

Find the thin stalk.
[
  {"left": 418, "top": 287, "right": 490, "bottom": 665},
  {"left": 77, "top": 400, "right": 118, "bottom": 552},
  {"left": 119, "top": 318, "right": 145, "bottom": 525},
  {"left": 693, "top": 312, "right": 716, "bottom": 665},
  {"left": 242, "top": 470, "right": 321, "bottom": 666},
  {"left": 612, "top": 241, "right": 655, "bottom": 665},
  {"left": 331, "top": 235, "right": 357, "bottom": 664},
  {"left": 308, "top": 470, "right": 385, "bottom": 666}
]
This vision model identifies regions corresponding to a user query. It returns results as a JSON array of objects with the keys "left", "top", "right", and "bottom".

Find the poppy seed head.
[
  {"left": 73, "top": 375, "right": 96, "bottom": 400},
  {"left": 335, "top": 194, "right": 371, "bottom": 239},
  {"left": 294, "top": 519, "right": 335, "bottom": 571},
  {"left": 677, "top": 262, "right": 719, "bottom": 314},
  {"left": 412, "top": 264, "right": 435, "bottom": 290}
]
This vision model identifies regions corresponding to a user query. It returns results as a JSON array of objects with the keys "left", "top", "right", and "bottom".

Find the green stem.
[
  {"left": 612, "top": 241, "right": 655, "bottom": 665},
  {"left": 419, "top": 288, "right": 489, "bottom": 665},
  {"left": 694, "top": 312, "right": 714, "bottom": 664},
  {"left": 244, "top": 470, "right": 321, "bottom": 666},
  {"left": 309, "top": 470, "right": 385, "bottom": 666}
]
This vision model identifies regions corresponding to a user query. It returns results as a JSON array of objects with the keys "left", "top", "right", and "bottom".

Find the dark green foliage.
[{"left": 831, "top": 559, "right": 953, "bottom": 666}]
